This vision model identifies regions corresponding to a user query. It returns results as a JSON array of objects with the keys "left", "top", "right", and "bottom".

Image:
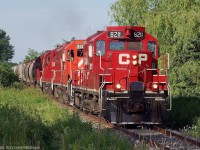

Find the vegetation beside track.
[
  {"left": 0, "top": 86, "right": 135, "bottom": 149},
  {"left": 0, "top": 62, "right": 18, "bottom": 87},
  {"left": 165, "top": 97, "right": 200, "bottom": 137}
]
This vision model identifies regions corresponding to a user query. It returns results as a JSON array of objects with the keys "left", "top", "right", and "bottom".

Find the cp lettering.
[{"left": 119, "top": 54, "right": 147, "bottom": 65}]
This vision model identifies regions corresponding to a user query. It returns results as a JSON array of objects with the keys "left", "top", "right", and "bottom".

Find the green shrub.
[
  {"left": 0, "top": 62, "right": 19, "bottom": 87},
  {"left": 0, "top": 87, "right": 134, "bottom": 149},
  {"left": 166, "top": 97, "right": 200, "bottom": 129},
  {"left": 62, "top": 113, "right": 133, "bottom": 150}
]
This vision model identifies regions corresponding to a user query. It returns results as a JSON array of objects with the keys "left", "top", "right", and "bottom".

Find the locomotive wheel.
[
  {"left": 67, "top": 93, "right": 73, "bottom": 106},
  {"left": 74, "top": 94, "right": 81, "bottom": 108},
  {"left": 53, "top": 86, "right": 59, "bottom": 99},
  {"left": 41, "top": 83, "right": 44, "bottom": 93},
  {"left": 62, "top": 90, "right": 68, "bottom": 104}
]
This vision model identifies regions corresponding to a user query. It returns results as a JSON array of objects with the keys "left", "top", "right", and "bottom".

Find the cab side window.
[
  {"left": 68, "top": 49, "right": 74, "bottom": 61},
  {"left": 96, "top": 40, "right": 105, "bottom": 56},
  {"left": 77, "top": 49, "right": 83, "bottom": 57},
  {"left": 46, "top": 57, "right": 50, "bottom": 65},
  {"left": 148, "top": 41, "right": 156, "bottom": 56}
]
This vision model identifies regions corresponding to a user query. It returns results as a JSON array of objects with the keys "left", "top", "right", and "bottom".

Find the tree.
[
  {"left": 110, "top": 0, "right": 148, "bottom": 25},
  {"left": 0, "top": 62, "right": 19, "bottom": 87},
  {"left": 70, "top": 37, "right": 76, "bottom": 41},
  {"left": 23, "top": 48, "right": 41, "bottom": 62},
  {"left": 0, "top": 29, "right": 14, "bottom": 62},
  {"left": 110, "top": 0, "right": 200, "bottom": 97}
]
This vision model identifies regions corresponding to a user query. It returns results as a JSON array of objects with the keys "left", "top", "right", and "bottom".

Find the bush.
[
  {"left": 12, "top": 82, "right": 25, "bottom": 90},
  {"left": 0, "top": 62, "right": 19, "bottom": 87},
  {"left": 170, "top": 61, "right": 200, "bottom": 97},
  {"left": 166, "top": 97, "right": 200, "bottom": 129}
]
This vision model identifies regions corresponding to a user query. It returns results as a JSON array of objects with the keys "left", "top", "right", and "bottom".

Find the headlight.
[
  {"left": 116, "top": 84, "right": 121, "bottom": 89},
  {"left": 152, "top": 84, "right": 158, "bottom": 89},
  {"left": 133, "top": 60, "right": 138, "bottom": 65},
  {"left": 133, "top": 55, "right": 137, "bottom": 59}
]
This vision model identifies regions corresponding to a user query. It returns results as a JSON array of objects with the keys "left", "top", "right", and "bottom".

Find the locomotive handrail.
[
  {"left": 98, "top": 51, "right": 114, "bottom": 70},
  {"left": 40, "top": 76, "right": 43, "bottom": 87},
  {"left": 51, "top": 70, "right": 56, "bottom": 91},
  {"left": 164, "top": 60, "right": 171, "bottom": 111},
  {"left": 39, "top": 71, "right": 43, "bottom": 87},
  {"left": 146, "top": 68, "right": 167, "bottom": 72},
  {"left": 99, "top": 51, "right": 128, "bottom": 71},
  {"left": 167, "top": 53, "right": 170, "bottom": 70},
  {"left": 167, "top": 84, "right": 172, "bottom": 111},
  {"left": 72, "top": 69, "right": 88, "bottom": 90},
  {"left": 99, "top": 82, "right": 105, "bottom": 110},
  {"left": 72, "top": 70, "right": 81, "bottom": 86},
  {"left": 98, "top": 51, "right": 131, "bottom": 83}
]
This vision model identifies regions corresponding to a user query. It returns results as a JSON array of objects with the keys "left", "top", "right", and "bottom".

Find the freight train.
[{"left": 15, "top": 26, "right": 171, "bottom": 124}]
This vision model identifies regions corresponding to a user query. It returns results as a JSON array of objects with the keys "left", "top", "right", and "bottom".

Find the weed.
[{"left": 0, "top": 87, "right": 134, "bottom": 149}]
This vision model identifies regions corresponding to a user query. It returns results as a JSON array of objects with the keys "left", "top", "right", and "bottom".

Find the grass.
[
  {"left": 165, "top": 96, "right": 200, "bottom": 138},
  {"left": 0, "top": 86, "right": 139, "bottom": 149}
]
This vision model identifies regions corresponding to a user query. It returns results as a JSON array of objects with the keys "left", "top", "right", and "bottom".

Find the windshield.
[
  {"left": 128, "top": 42, "right": 142, "bottom": 50},
  {"left": 109, "top": 41, "right": 124, "bottom": 50},
  {"left": 109, "top": 41, "right": 143, "bottom": 50}
]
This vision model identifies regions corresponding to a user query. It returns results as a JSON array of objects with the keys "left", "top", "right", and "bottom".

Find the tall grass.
[
  {"left": 0, "top": 87, "right": 136, "bottom": 149},
  {"left": 165, "top": 97, "right": 200, "bottom": 138}
]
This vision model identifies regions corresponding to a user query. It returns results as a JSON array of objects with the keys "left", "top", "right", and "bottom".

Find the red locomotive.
[{"left": 16, "top": 26, "right": 171, "bottom": 124}]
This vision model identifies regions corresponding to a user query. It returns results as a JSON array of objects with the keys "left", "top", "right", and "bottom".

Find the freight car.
[{"left": 15, "top": 26, "right": 171, "bottom": 125}]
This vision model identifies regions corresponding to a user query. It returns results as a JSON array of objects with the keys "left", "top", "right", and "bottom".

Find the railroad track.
[
  {"left": 151, "top": 126, "right": 200, "bottom": 149},
  {"left": 59, "top": 102, "right": 200, "bottom": 149},
  {"left": 47, "top": 91, "right": 200, "bottom": 150},
  {"left": 125, "top": 126, "right": 200, "bottom": 150}
]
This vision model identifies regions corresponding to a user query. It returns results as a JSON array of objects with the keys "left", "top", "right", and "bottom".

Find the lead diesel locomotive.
[{"left": 15, "top": 26, "right": 171, "bottom": 124}]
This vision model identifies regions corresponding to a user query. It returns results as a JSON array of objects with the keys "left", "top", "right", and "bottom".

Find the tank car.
[
  {"left": 71, "top": 26, "right": 171, "bottom": 124},
  {"left": 16, "top": 63, "right": 25, "bottom": 81},
  {"left": 15, "top": 56, "right": 39, "bottom": 85}
]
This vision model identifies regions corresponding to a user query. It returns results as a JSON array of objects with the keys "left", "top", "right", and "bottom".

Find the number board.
[
  {"left": 108, "top": 31, "right": 123, "bottom": 38},
  {"left": 133, "top": 32, "right": 144, "bottom": 38},
  {"left": 76, "top": 44, "right": 84, "bottom": 49}
]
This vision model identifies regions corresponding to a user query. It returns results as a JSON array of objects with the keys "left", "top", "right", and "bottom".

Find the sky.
[{"left": 0, "top": 0, "right": 116, "bottom": 63}]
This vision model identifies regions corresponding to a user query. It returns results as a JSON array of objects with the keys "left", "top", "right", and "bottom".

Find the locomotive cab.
[{"left": 60, "top": 40, "right": 85, "bottom": 104}]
